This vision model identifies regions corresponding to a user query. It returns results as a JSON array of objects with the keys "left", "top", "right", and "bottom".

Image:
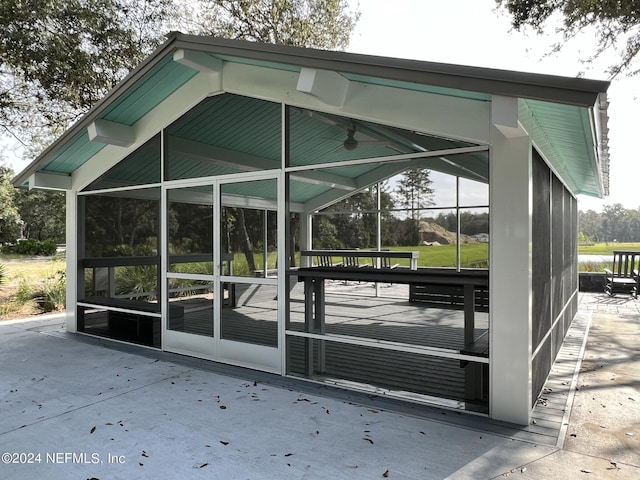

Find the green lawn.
[{"left": 578, "top": 242, "right": 640, "bottom": 255}]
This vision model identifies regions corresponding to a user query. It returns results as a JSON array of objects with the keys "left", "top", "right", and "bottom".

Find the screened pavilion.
[{"left": 13, "top": 33, "right": 610, "bottom": 425}]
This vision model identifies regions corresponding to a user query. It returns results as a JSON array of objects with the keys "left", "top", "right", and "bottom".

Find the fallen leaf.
[
  {"left": 580, "top": 469, "right": 592, "bottom": 473},
  {"left": 90, "top": 426, "right": 96, "bottom": 434},
  {"left": 220, "top": 441, "right": 229, "bottom": 446},
  {"left": 284, "top": 453, "right": 294, "bottom": 457},
  {"left": 383, "top": 469, "right": 389, "bottom": 477},
  {"left": 141, "top": 451, "right": 149, "bottom": 458},
  {"left": 625, "top": 432, "right": 634, "bottom": 436},
  {"left": 363, "top": 437, "right": 374, "bottom": 444},
  {"left": 220, "top": 405, "right": 227, "bottom": 409},
  {"left": 199, "top": 463, "right": 208, "bottom": 468}
]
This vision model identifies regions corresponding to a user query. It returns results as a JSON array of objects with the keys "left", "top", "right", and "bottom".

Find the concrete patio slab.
[{"left": 1, "top": 292, "right": 638, "bottom": 479}]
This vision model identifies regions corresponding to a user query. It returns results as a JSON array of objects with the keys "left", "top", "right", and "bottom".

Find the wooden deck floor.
[{"left": 80, "top": 282, "right": 489, "bottom": 413}]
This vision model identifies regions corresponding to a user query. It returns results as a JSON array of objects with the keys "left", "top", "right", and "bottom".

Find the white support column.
[
  {"left": 65, "top": 191, "right": 78, "bottom": 333},
  {"left": 489, "top": 125, "right": 533, "bottom": 425},
  {"left": 300, "top": 213, "right": 312, "bottom": 267}
]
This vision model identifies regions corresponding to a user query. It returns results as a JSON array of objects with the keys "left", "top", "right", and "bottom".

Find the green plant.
[
  {"left": 15, "top": 238, "right": 57, "bottom": 256},
  {"left": 16, "top": 278, "right": 33, "bottom": 304},
  {"left": 114, "top": 265, "right": 158, "bottom": 299},
  {"left": 0, "top": 263, "right": 5, "bottom": 286},
  {"left": 578, "top": 261, "right": 608, "bottom": 273},
  {"left": 38, "top": 270, "right": 66, "bottom": 312}
]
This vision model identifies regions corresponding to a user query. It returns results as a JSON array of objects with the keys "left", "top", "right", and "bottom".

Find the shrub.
[
  {"left": 15, "top": 239, "right": 57, "bottom": 256},
  {"left": 38, "top": 270, "right": 66, "bottom": 312}
]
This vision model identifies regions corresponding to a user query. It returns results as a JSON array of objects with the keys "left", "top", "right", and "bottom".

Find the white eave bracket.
[
  {"left": 173, "top": 49, "right": 223, "bottom": 74},
  {"left": 296, "top": 67, "right": 351, "bottom": 107},
  {"left": 28, "top": 172, "right": 72, "bottom": 191},
  {"left": 492, "top": 95, "right": 524, "bottom": 138},
  {"left": 173, "top": 49, "right": 223, "bottom": 94},
  {"left": 88, "top": 119, "right": 135, "bottom": 147}
]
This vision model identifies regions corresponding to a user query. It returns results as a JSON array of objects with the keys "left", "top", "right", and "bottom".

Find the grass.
[
  {"left": 1, "top": 241, "right": 633, "bottom": 319},
  {"left": 0, "top": 255, "right": 66, "bottom": 319},
  {"left": 310, "top": 244, "right": 489, "bottom": 269},
  {"left": 578, "top": 242, "right": 640, "bottom": 255}
]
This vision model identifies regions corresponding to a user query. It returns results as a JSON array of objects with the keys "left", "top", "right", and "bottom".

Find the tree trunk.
[{"left": 234, "top": 208, "right": 256, "bottom": 272}]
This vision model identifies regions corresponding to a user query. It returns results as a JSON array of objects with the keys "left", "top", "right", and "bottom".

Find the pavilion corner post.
[
  {"left": 489, "top": 125, "right": 533, "bottom": 425},
  {"left": 65, "top": 190, "right": 80, "bottom": 333}
]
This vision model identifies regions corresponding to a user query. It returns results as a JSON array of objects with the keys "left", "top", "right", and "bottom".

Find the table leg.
[
  {"left": 304, "top": 278, "right": 314, "bottom": 376},
  {"left": 314, "top": 279, "right": 326, "bottom": 373},
  {"left": 463, "top": 284, "right": 475, "bottom": 346},
  {"left": 463, "top": 284, "right": 481, "bottom": 400}
]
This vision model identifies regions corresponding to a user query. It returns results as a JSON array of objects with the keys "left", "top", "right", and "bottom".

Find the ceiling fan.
[
  {"left": 338, "top": 123, "right": 404, "bottom": 153},
  {"left": 342, "top": 128, "right": 359, "bottom": 150}
]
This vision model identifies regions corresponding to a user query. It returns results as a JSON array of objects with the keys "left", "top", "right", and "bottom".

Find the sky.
[
  {"left": 346, "top": 0, "right": 639, "bottom": 212},
  {"left": 2, "top": 0, "right": 637, "bottom": 211}
]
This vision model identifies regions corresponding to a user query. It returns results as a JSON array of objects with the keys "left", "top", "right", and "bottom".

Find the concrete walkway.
[{"left": 0, "top": 294, "right": 638, "bottom": 479}]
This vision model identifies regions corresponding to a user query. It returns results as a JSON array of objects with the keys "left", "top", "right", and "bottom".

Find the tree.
[
  {"left": 0, "top": 0, "right": 175, "bottom": 144},
  {"left": 497, "top": 0, "right": 640, "bottom": 77},
  {"left": 0, "top": 165, "right": 22, "bottom": 243},
  {"left": 395, "top": 168, "right": 434, "bottom": 221},
  {"left": 0, "top": 0, "right": 359, "bottom": 149},
  {"left": 14, "top": 190, "right": 66, "bottom": 242},
  {"left": 193, "top": 0, "right": 359, "bottom": 50}
]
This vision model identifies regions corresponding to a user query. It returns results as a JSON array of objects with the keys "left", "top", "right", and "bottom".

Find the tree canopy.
[
  {"left": 0, "top": 0, "right": 359, "bottom": 152},
  {"left": 497, "top": 0, "right": 640, "bottom": 77}
]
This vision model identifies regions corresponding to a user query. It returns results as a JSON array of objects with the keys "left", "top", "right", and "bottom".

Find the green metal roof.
[
  {"left": 519, "top": 99, "right": 602, "bottom": 197},
  {"left": 101, "top": 55, "right": 197, "bottom": 125},
  {"left": 12, "top": 34, "right": 609, "bottom": 201}
]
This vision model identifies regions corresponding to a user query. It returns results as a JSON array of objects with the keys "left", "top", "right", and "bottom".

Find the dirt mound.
[{"left": 419, "top": 222, "right": 477, "bottom": 245}]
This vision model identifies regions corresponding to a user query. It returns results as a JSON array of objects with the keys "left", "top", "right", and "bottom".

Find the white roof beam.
[
  {"left": 170, "top": 136, "right": 356, "bottom": 191},
  {"left": 169, "top": 136, "right": 274, "bottom": 171},
  {"left": 296, "top": 68, "right": 351, "bottom": 107},
  {"left": 223, "top": 62, "right": 490, "bottom": 144}
]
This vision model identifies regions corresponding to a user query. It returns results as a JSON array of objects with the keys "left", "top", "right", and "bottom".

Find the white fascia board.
[
  {"left": 222, "top": 62, "right": 491, "bottom": 145},
  {"left": 28, "top": 172, "right": 72, "bottom": 191},
  {"left": 296, "top": 67, "right": 350, "bottom": 107},
  {"left": 72, "top": 72, "right": 221, "bottom": 191},
  {"left": 87, "top": 119, "right": 136, "bottom": 147}
]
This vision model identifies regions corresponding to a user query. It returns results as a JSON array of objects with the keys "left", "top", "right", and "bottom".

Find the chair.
[
  {"left": 380, "top": 256, "right": 399, "bottom": 269},
  {"left": 342, "top": 255, "right": 370, "bottom": 268},
  {"left": 316, "top": 254, "right": 342, "bottom": 267},
  {"left": 604, "top": 251, "right": 640, "bottom": 298}
]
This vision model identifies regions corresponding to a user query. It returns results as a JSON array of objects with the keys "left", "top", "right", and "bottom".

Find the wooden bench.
[
  {"left": 604, "top": 250, "right": 640, "bottom": 298},
  {"left": 409, "top": 283, "right": 489, "bottom": 312}
]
